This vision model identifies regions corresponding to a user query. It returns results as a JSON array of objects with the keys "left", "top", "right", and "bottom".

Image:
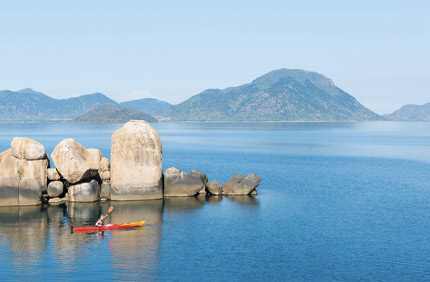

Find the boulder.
[
  {"left": 88, "top": 148, "right": 103, "bottom": 164},
  {"left": 198, "top": 187, "right": 207, "bottom": 194},
  {"left": 47, "top": 181, "right": 64, "bottom": 198},
  {"left": 0, "top": 176, "right": 20, "bottom": 206},
  {"left": 100, "top": 180, "right": 111, "bottom": 200},
  {"left": 67, "top": 179, "right": 101, "bottom": 202},
  {"left": 0, "top": 149, "right": 11, "bottom": 163},
  {"left": 11, "top": 137, "right": 46, "bottom": 160},
  {"left": 207, "top": 180, "right": 223, "bottom": 195},
  {"left": 19, "top": 177, "right": 43, "bottom": 205},
  {"left": 101, "top": 170, "right": 110, "bottom": 180},
  {"left": 48, "top": 197, "right": 63, "bottom": 204},
  {"left": 222, "top": 173, "right": 261, "bottom": 195},
  {"left": 164, "top": 167, "right": 208, "bottom": 197},
  {"left": 51, "top": 139, "right": 99, "bottom": 184},
  {"left": 110, "top": 120, "right": 163, "bottom": 200},
  {"left": 100, "top": 157, "right": 110, "bottom": 171},
  {"left": 47, "top": 168, "right": 62, "bottom": 181},
  {"left": 250, "top": 190, "right": 258, "bottom": 196},
  {"left": 0, "top": 146, "right": 48, "bottom": 206}
]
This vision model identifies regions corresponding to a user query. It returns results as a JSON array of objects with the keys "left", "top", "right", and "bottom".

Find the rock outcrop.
[
  {"left": 0, "top": 138, "right": 49, "bottom": 206},
  {"left": 51, "top": 139, "right": 99, "bottom": 184},
  {"left": 222, "top": 173, "right": 261, "bottom": 195},
  {"left": 207, "top": 180, "right": 223, "bottom": 195},
  {"left": 110, "top": 120, "right": 163, "bottom": 200},
  {"left": 67, "top": 179, "right": 101, "bottom": 202},
  {"left": 164, "top": 167, "right": 208, "bottom": 197}
]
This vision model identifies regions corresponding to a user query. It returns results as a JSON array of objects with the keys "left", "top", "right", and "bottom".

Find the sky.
[{"left": 0, "top": 0, "right": 429, "bottom": 115}]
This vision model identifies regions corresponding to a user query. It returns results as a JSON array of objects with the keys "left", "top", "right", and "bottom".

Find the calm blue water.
[{"left": 0, "top": 122, "right": 430, "bottom": 281}]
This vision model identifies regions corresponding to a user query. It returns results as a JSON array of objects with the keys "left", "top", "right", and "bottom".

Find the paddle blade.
[{"left": 108, "top": 206, "right": 114, "bottom": 213}]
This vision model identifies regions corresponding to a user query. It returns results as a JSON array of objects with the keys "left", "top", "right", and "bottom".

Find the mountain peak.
[
  {"left": 18, "top": 88, "right": 38, "bottom": 93},
  {"left": 252, "top": 68, "right": 335, "bottom": 90}
]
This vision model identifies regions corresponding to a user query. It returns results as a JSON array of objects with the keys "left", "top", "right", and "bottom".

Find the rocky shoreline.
[{"left": 0, "top": 120, "right": 261, "bottom": 206}]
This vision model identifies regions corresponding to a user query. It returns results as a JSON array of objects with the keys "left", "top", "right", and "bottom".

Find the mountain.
[
  {"left": 385, "top": 103, "right": 430, "bottom": 121},
  {"left": 157, "top": 69, "right": 382, "bottom": 121},
  {"left": 120, "top": 98, "right": 172, "bottom": 115},
  {"left": 0, "top": 88, "right": 118, "bottom": 121},
  {"left": 73, "top": 104, "right": 156, "bottom": 123}
]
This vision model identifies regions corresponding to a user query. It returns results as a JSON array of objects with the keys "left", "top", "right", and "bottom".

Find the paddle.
[{"left": 106, "top": 206, "right": 114, "bottom": 218}]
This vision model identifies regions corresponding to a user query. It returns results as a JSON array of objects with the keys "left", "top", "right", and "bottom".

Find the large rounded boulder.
[
  {"left": 164, "top": 167, "right": 208, "bottom": 197},
  {"left": 51, "top": 139, "right": 99, "bottom": 184},
  {"left": 222, "top": 173, "right": 261, "bottom": 195},
  {"left": 0, "top": 138, "right": 49, "bottom": 206},
  {"left": 110, "top": 120, "right": 163, "bottom": 200},
  {"left": 11, "top": 137, "right": 47, "bottom": 160}
]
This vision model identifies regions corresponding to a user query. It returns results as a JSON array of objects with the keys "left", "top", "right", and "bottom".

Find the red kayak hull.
[{"left": 72, "top": 220, "right": 145, "bottom": 233}]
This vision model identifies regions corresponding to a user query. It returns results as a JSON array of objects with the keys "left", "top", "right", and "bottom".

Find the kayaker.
[{"left": 95, "top": 206, "right": 114, "bottom": 226}]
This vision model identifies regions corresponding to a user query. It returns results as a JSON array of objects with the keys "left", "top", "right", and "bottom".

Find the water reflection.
[
  {"left": 164, "top": 197, "right": 205, "bottom": 212},
  {"left": 0, "top": 206, "right": 48, "bottom": 273},
  {"left": 225, "top": 195, "right": 260, "bottom": 207},
  {"left": 109, "top": 200, "right": 163, "bottom": 280},
  {"left": 0, "top": 196, "right": 257, "bottom": 279}
]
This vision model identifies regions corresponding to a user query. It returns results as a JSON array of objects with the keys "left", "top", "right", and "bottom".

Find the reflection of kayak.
[{"left": 72, "top": 221, "right": 146, "bottom": 233}]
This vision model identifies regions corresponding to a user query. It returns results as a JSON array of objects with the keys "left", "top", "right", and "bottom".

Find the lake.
[{"left": 0, "top": 122, "right": 430, "bottom": 280}]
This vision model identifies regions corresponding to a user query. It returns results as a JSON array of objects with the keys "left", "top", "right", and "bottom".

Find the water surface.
[{"left": 1, "top": 122, "right": 430, "bottom": 280}]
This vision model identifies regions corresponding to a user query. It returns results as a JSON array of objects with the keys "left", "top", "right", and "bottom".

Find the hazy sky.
[{"left": 1, "top": 0, "right": 429, "bottom": 114}]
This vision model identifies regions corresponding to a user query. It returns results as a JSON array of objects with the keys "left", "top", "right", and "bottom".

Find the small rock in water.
[
  {"left": 207, "top": 180, "right": 223, "bottom": 195},
  {"left": 222, "top": 173, "right": 261, "bottom": 195}
]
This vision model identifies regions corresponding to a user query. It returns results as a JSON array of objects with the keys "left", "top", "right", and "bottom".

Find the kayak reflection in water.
[{"left": 95, "top": 206, "right": 114, "bottom": 227}]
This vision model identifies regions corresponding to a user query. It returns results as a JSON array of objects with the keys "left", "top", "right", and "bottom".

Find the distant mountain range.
[
  {"left": 156, "top": 69, "right": 382, "bottom": 121},
  {"left": 73, "top": 104, "right": 156, "bottom": 123},
  {"left": 385, "top": 103, "right": 430, "bottom": 121},
  {"left": 120, "top": 98, "right": 172, "bottom": 115},
  {"left": 0, "top": 88, "right": 168, "bottom": 122},
  {"left": 2, "top": 69, "right": 428, "bottom": 122}
]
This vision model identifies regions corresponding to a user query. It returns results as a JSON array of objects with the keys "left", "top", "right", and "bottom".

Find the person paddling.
[{"left": 95, "top": 206, "right": 114, "bottom": 226}]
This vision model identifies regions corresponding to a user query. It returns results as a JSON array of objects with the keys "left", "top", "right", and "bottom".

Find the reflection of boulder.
[
  {"left": 164, "top": 197, "right": 205, "bottom": 212},
  {"left": 225, "top": 195, "right": 260, "bottom": 206},
  {"left": 164, "top": 168, "right": 208, "bottom": 197},
  {"left": 51, "top": 139, "right": 99, "bottom": 184},
  {"left": 67, "top": 201, "right": 101, "bottom": 226},
  {"left": 110, "top": 200, "right": 163, "bottom": 279},
  {"left": 111, "top": 121, "right": 163, "bottom": 200},
  {"left": 0, "top": 206, "right": 48, "bottom": 266},
  {"left": 67, "top": 180, "right": 101, "bottom": 202},
  {"left": 0, "top": 138, "right": 49, "bottom": 206},
  {"left": 207, "top": 195, "right": 223, "bottom": 205},
  {"left": 222, "top": 174, "right": 261, "bottom": 195}
]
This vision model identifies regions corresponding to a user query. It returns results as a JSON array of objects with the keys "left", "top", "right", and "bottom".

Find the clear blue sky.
[{"left": 1, "top": 0, "right": 429, "bottom": 114}]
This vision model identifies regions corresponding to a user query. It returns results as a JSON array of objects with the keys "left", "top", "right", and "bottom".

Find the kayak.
[{"left": 72, "top": 220, "right": 146, "bottom": 233}]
